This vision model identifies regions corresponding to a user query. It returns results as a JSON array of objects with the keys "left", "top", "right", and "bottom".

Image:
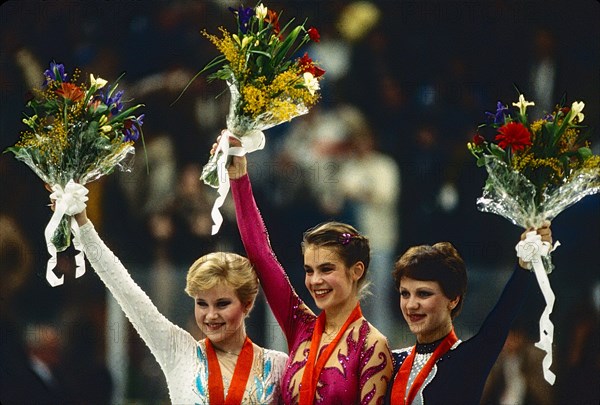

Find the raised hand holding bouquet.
[
  {"left": 186, "top": 2, "right": 324, "bottom": 234},
  {"left": 5, "top": 62, "right": 144, "bottom": 287},
  {"left": 468, "top": 93, "right": 599, "bottom": 384}
]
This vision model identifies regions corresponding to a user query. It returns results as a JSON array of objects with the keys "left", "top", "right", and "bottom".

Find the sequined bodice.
[{"left": 283, "top": 317, "right": 386, "bottom": 404}]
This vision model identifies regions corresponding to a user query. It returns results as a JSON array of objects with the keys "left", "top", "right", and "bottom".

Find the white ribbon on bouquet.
[
  {"left": 210, "top": 129, "right": 265, "bottom": 235},
  {"left": 45, "top": 180, "right": 88, "bottom": 287},
  {"left": 515, "top": 231, "right": 561, "bottom": 385}
]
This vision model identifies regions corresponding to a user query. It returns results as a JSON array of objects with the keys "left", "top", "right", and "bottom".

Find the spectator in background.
[
  {"left": 24, "top": 323, "right": 67, "bottom": 401},
  {"left": 556, "top": 285, "right": 600, "bottom": 405},
  {"left": 481, "top": 324, "right": 554, "bottom": 405},
  {"left": 173, "top": 162, "right": 218, "bottom": 263},
  {"left": 336, "top": 105, "right": 401, "bottom": 341},
  {"left": 0, "top": 215, "right": 67, "bottom": 404}
]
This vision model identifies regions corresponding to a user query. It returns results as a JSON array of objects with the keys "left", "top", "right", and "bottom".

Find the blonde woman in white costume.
[{"left": 50, "top": 189, "right": 287, "bottom": 404}]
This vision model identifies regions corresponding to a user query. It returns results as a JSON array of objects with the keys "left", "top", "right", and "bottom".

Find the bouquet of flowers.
[
  {"left": 469, "top": 94, "right": 599, "bottom": 231},
  {"left": 468, "top": 93, "right": 600, "bottom": 384},
  {"left": 4, "top": 61, "right": 145, "bottom": 286},
  {"left": 184, "top": 2, "right": 324, "bottom": 233}
]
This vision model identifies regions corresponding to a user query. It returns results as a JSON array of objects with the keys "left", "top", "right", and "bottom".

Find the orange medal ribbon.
[
  {"left": 391, "top": 329, "right": 458, "bottom": 405},
  {"left": 205, "top": 336, "right": 254, "bottom": 405},
  {"left": 298, "top": 303, "right": 363, "bottom": 405}
]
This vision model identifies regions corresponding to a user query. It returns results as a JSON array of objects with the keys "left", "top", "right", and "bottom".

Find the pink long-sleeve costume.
[{"left": 232, "top": 175, "right": 392, "bottom": 405}]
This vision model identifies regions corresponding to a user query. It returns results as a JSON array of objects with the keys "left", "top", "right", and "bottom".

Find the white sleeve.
[{"left": 78, "top": 222, "right": 194, "bottom": 373}]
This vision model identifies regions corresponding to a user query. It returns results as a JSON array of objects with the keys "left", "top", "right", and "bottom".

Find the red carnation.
[
  {"left": 307, "top": 27, "right": 320, "bottom": 42},
  {"left": 495, "top": 122, "right": 532, "bottom": 151},
  {"left": 472, "top": 133, "right": 485, "bottom": 146}
]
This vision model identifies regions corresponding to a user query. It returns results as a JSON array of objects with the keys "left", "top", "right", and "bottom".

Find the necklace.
[
  {"left": 322, "top": 326, "right": 340, "bottom": 342},
  {"left": 213, "top": 346, "right": 241, "bottom": 356}
]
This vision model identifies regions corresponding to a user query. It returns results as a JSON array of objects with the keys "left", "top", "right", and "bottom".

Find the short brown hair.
[
  {"left": 185, "top": 252, "right": 259, "bottom": 307},
  {"left": 393, "top": 242, "right": 467, "bottom": 318}
]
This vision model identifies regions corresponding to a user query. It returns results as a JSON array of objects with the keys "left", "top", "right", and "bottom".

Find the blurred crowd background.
[{"left": 1, "top": 1, "right": 598, "bottom": 404}]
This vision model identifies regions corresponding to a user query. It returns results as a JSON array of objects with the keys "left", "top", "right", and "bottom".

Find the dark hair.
[
  {"left": 392, "top": 242, "right": 467, "bottom": 318},
  {"left": 302, "top": 221, "right": 370, "bottom": 294}
]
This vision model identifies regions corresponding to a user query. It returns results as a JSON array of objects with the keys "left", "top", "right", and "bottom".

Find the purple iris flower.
[
  {"left": 123, "top": 114, "right": 144, "bottom": 142},
  {"left": 485, "top": 101, "right": 510, "bottom": 125},
  {"left": 98, "top": 86, "right": 124, "bottom": 115},
  {"left": 543, "top": 113, "right": 554, "bottom": 122},
  {"left": 229, "top": 5, "right": 254, "bottom": 34},
  {"left": 43, "top": 62, "right": 67, "bottom": 86},
  {"left": 107, "top": 90, "right": 124, "bottom": 115}
]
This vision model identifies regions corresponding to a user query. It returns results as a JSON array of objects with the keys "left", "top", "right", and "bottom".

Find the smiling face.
[
  {"left": 194, "top": 282, "right": 250, "bottom": 352},
  {"left": 303, "top": 245, "right": 362, "bottom": 315},
  {"left": 399, "top": 277, "right": 459, "bottom": 343}
]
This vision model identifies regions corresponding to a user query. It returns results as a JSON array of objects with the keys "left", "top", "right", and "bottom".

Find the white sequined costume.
[{"left": 79, "top": 222, "right": 288, "bottom": 404}]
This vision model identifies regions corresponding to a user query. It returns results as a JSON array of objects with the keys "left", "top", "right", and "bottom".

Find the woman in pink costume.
[{"left": 222, "top": 139, "right": 393, "bottom": 404}]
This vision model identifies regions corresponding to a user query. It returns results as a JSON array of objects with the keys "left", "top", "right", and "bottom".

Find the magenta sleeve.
[{"left": 230, "top": 174, "right": 315, "bottom": 345}]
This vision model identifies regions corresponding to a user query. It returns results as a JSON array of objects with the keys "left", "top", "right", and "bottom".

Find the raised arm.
[
  {"left": 74, "top": 211, "right": 192, "bottom": 373},
  {"left": 224, "top": 142, "right": 314, "bottom": 341},
  {"left": 464, "top": 223, "right": 553, "bottom": 372}
]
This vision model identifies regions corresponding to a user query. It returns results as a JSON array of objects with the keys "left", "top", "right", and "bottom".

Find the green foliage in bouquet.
[
  {"left": 468, "top": 93, "right": 599, "bottom": 227},
  {"left": 5, "top": 62, "right": 145, "bottom": 251}
]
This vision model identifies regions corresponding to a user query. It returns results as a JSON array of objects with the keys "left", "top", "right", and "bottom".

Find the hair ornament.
[{"left": 339, "top": 233, "right": 355, "bottom": 245}]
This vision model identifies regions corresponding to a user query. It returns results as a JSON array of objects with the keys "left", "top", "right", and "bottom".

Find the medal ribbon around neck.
[
  {"left": 205, "top": 336, "right": 254, "bottom": 405},
  {"left": 391, "top": 328, "right": 458, "bottom": 405},
  {"left": 298, "top": 303, "right": 363, "bottom": 405}
]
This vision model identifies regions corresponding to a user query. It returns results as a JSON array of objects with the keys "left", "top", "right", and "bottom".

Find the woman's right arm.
[
  {"left": 226, "top": 151, "right": 313, "bottom": 341},
  {"left": 75, "top": 213, "right": 191, "bottom": 373}
]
